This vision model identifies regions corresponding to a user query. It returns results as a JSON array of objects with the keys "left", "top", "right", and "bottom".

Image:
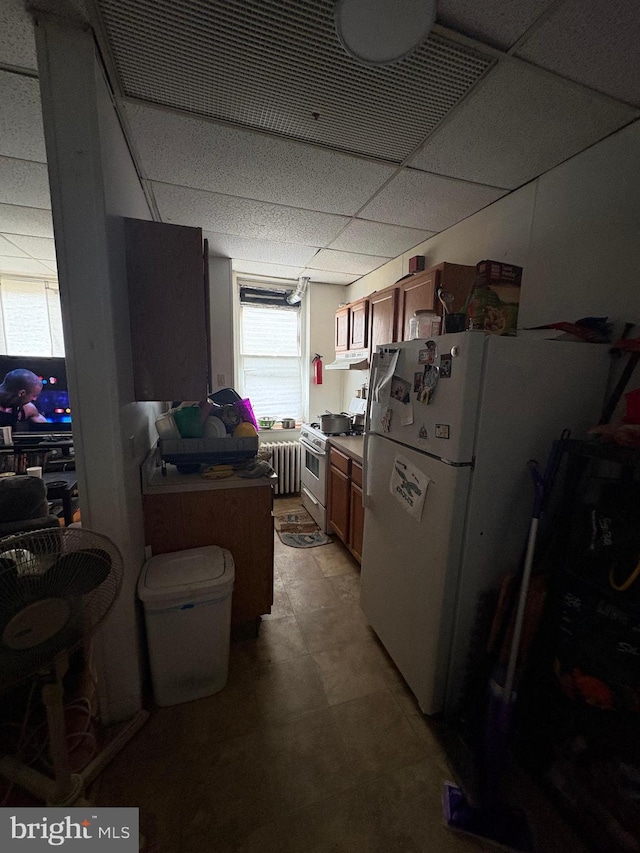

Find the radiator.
[{"left": 261, "top": 441, "right": 301, "bottom": 495}]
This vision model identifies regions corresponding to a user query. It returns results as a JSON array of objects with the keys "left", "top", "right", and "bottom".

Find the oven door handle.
[
  {"left": 302, "top": 486, "right": 320, "bottom": 506},
  {"left": 300, "top": 438, "right": 326, "bottom": 457}
]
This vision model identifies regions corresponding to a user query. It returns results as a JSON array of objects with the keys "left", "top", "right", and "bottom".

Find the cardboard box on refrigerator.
[{"left": 467, "top": 259, "right": 523, "bottom": 335}]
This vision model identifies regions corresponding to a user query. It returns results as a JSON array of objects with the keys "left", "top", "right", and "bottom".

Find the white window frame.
[
  {"left": 233, "top": 276, "right": 309, "bottom": 423},
  {"left": 0, "top": 275, "right": 64, "bottom": 356}
]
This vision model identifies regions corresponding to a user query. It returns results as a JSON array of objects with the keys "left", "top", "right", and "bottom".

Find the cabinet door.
[
  {"left": 125, "top": 218, "right": 209, "bottom": 401},
  {"left": 335, "top": 306, "right": 349, "bottom": 352},
  {"left": 397, "top": 269, "right": 438, "bottom": 340},
  {"left": 369, "top": 287, "right": 398, "bottom": 354},
  {"left": 349, "top": 299, "right": 369, "bottom": 350},
  {"left": 440, "top": 263, "right": 476, "bottom": 315},
  {"left": 328, "top": 464, "right": 350, "bottom": 542},
  {"left": 142, "top": 485, "right": 274, "bottom": 624},
  {"left": 349, "top": 481, "right": 364, "bottom": 563}
]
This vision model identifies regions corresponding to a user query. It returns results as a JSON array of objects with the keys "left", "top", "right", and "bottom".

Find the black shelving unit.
[{"left": 516, "top": 440, "right": 640, "bottom": 851}]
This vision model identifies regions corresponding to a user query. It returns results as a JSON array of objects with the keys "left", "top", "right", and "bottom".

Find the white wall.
[
  {"left": 208, "top": 256, "right": 234, "bottom": 392},
  {"left": 307, "top": 283, "right": 346, "bottom": 420},
  {"left": 343, "top": 119, "right": 640, "bottom": 408},
  {"left": 35, "top": 15, "right": 161, "bottom": 723}
]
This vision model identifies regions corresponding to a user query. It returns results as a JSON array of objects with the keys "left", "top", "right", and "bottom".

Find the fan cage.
[{"left": 0, "top": 528, "right": 123, "bottom": 690}]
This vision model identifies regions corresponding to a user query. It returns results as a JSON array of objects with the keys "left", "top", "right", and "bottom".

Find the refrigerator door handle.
[{"left": 362, "top": 351, "right": 378, "bottom": 508}]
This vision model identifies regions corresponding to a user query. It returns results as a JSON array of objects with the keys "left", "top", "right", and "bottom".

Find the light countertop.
[
  {"left": 328, "top": 435, "right": 364, "bottom": 464},
  {"left": 141, "top": 447, "right": 276, "bottom": 495}
]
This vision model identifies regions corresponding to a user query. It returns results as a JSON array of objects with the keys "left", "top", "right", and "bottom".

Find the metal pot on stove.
[{"left": 320, "top": 412, "right": 352, "bottom": 434}]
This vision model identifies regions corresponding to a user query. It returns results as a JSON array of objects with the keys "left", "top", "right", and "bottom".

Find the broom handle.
[{"left": 503, "top": 516, "right": 539, "bottom": 703}]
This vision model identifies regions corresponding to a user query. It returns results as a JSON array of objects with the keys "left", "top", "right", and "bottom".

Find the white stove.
[
  {"left": 299, "top": 422, "right": 364, "bottom": 533},
  {"left": 301, "top": 422, "right": 363, "bottom": 444}
]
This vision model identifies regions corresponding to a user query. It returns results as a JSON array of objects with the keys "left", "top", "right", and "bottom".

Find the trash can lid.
[{"left": 138, "top": 545, "right": 234, "bottom": 604}]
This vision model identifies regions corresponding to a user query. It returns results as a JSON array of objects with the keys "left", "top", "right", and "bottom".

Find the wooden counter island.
[{"left": 141, "top": 453, "right": 275, "bottom": 632}]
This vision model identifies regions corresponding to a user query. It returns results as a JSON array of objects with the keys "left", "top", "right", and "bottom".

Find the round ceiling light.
[{"left": 335, "top": 0, "right": 436, "bottom": 66}]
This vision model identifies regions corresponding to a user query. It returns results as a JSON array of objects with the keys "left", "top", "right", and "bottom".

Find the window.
[
  {"left": 235, "top": 282, "right": 305, "bottom": 422},
  {"left": 0, "top": 277, "right": 64, "bottom": 356}
]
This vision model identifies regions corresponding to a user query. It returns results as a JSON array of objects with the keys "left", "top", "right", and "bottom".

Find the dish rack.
[{"left": 158, "top": 436, "right": 259, "bottom": 474}]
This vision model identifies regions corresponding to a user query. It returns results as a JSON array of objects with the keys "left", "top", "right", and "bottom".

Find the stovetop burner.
[{"left": 304, "top": 422, "right": 363, "bottom": 437}]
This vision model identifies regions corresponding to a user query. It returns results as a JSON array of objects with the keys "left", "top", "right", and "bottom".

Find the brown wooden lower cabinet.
[
  {"left": 349, "top": 480, "right": 364, "bottom": 562},
  {"left": 327, "top": 447, "right": 364, "bottom": 563},
  {"left": 142, "top": 483, "right": 274, "bottom": 625}
]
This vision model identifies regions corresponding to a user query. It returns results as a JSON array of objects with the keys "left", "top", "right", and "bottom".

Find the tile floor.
[{"left": 95, "top": 497, "right": 586, "bottom": 852}]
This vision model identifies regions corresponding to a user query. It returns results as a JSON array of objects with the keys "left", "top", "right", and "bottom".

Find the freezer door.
[
  {"left": 369, "top": 331, "right": 485, "bottom": 463},
  {"left": 360, "top": 433, "right": 471, "bottom": 715}
]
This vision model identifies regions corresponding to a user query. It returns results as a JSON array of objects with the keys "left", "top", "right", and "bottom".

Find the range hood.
[{"left": 325, "top": 349, "right": 370, "bottom": 370}]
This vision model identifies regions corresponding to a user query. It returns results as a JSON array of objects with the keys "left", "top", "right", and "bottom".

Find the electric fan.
[{"left": 0, "top": 527, "right": 147, "bottom": 806}]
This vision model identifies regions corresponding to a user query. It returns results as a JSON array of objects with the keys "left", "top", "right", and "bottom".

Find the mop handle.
[
  {"left": 503, "top": 429, "right": 571, "bottom": 702},
  {"left": 503, "top": 516, "right": 539, "bottom": 703},
  {"left": 502, "top": 459, "right": 546, "bottom": 702}
]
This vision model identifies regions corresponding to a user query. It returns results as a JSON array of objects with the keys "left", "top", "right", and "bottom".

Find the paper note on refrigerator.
[
  {"left": 372, "top": 349, "right": 398, "bottom": 403},
  {"left": 390, "top": 453, "right": 430, "bottom": 520}
]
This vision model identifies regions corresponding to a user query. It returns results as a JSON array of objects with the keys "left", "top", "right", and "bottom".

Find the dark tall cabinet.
[{"left": 125, "top": 218, "right": 209, "bottom": 401}]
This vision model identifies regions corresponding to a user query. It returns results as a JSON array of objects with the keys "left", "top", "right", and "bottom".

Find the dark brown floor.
[{"left": 94, "top": 497, "right": 585, "bottom": 852}]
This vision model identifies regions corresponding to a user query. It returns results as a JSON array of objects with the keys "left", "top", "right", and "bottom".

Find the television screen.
[{"left": 0, "top": 355, "right": 72, "bottom": 432}]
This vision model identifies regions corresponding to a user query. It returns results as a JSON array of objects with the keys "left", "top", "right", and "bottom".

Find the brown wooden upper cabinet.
[
  {"left": 369, "top": 286, "right": 398, "bottom": 354},
  {"left": 125, "top": 218, "right": 210, "bottom": 401},
  {"left": 349, "top": 298, "right": 369, "bottom": 350},
  {"left": 335, "top": 305, "right": 349, "bottom": 352},
  {"left": 334, "top": 300, "right": 369, "bottom": 352},
  {"left": 397, "top": 263, "right": 475, "bottom": 340}
]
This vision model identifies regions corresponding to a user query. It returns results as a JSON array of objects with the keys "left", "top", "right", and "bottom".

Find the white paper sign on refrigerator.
[{"left": 389, "top": 453, "right": 430, "bottom": 520}]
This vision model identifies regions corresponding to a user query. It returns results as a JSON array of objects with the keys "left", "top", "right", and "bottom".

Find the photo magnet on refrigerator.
[
  {"left": 401, "top": 405, "right": 414, "bottom": 426},
  {"left": 435, "top": 423, "right": 450, "bottom": 439},
  {"left": 418, "top": 340, "right": 437, "bottom": 365},
  {"left": 439, "top": 354, "right": 452, "bottom": 378}
]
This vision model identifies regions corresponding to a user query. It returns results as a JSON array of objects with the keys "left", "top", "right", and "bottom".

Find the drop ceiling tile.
[
  {"left": 203, "top": 231, "right": 317, "bottom": 268},
  {"left": 437, "top": 0, "right": 553, "bottom": 50},
  {"left": 329, "top": 219, "right": 433, "bottom": 257},
  {"left": 6, "top": 234, "right": 56, "bottom": 260},
  {"left": 0, "top": 234, "right": 28, "bottom": 257},
  {"left": 231, "top": 259, "right": 304, "bottom": 280},
  {"left": 100, "top": 2, "right": 492, "bottom": 162},
  {"left": 0, "top": 0, "right": 37, "bottom": 70},
  {"left": 360, "top": 169, "right": 506, "bottom": 231},
  {"left": 125, "top": 104, "right": 396, "bottom": 216},
  {"left": 0, "top": 156, "right": 51, "bottom": 209},
  {"left": 301, "top": 269, "right": 357, "bottom": 285},
  {"left": 0, "top": 73, "right": 46, "bottom": 162},
  {"left": 0, "top": 203, "right": 54, "bottom": 238},
  {"left": 0, "top": 256, "right": 55, "bottom": 276},
  {"left": 517, "top": 0, "right": 640, "bottom": 107},
  {"left": 153, "top": 183, "right": 349, "bottom": 246},
  {"left": 409, "top": 60, "right": 638, "bottom": 189},
  {"left": 310, "top": 249, "right": 390, "bottom": 276}
]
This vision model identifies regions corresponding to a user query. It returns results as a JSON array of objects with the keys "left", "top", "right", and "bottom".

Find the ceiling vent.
[{"left": 97, "top": 0, "right": 493, "bottom": 163}]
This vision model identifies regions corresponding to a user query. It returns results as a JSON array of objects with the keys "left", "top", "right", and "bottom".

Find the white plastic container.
[
  {"left": 155, "top": 411, "right": 180, "bottom": 440},
  {"left": 138, "top": 545, "right": 234, "bottom": 706},
  {"left": 409, "top": 310, "right": 441, "bottom": 339}
]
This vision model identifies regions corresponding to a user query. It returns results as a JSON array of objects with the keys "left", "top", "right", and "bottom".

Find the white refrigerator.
[{"left": 360, "top": 331, "right": 610, "bottom": 716}]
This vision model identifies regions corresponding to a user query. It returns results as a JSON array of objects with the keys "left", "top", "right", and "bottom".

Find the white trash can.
[{"left": 138, "top": 545, "right": 234, "bottom": 706}]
